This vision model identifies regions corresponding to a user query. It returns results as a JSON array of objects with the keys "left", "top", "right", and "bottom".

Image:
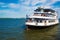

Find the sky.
[{"left": 0, "top": 0, "right": 60, "bottom": 18}]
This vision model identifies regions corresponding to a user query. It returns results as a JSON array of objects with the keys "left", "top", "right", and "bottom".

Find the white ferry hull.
[
  {"left": 26, "top": 23, "right": 59, "bottom": 29},
  {"left": 26, "top": 23, "right": 59, "bottom": 27},
  {"left": 25, "top": 20, "right": 59, "bottom": 28}
]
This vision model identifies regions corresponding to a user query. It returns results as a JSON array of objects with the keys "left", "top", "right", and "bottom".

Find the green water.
[
  {"left": 24, "top": 26, "right": 58, "bottom": 40},
  {"left": 0, "top": 18, "right": 59, "bottom": 40}
]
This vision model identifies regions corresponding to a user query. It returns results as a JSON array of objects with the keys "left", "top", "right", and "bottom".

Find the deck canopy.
[
  {"left": 44, "top": 9, "right": 55, "bottom": 13},
  {"left": 34, "top": 7, "right": 55, "bottom": 13}
]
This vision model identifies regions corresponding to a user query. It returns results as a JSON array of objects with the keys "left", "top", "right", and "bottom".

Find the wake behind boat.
[{"left": 25, "top": 7, "right": 59, "bottom": 28}]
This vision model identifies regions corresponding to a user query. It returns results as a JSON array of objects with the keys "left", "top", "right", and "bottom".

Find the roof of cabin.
[
  {"left": 34, "top": 7, "right": 55, "bottom": 13},
  {"left": 44, "top": 9, "right": 55, "bottom": 13}
]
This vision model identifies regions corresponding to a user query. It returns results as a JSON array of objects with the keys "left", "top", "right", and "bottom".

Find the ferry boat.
[{"left": 25, "top": 7, "right": 59, "bottom": 28}]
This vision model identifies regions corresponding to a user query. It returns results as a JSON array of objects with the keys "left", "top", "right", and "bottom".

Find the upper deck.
[{"left": 26, "top": 7, "right": 58, "bottom": 19}]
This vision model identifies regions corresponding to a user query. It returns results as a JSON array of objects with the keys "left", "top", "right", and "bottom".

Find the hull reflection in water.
[{"left": 24, "top": 25, "right": 58, "bottom": 40}]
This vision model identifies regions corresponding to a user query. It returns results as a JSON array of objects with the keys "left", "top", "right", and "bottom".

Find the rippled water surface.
[{"left": 0, "top": 18, "right": 59, "bottom": 40}]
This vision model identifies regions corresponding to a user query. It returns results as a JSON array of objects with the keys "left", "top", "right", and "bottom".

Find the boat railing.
[
  {"left": 26, "top": 13, "right": 57, "bottom": 19},
  {"left": 33, "top": 13, "right": 56, "bottom": 17}
]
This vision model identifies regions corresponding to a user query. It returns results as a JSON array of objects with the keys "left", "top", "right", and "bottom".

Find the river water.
[{"left": 0, "top": 18, "right": 59, "bottom": 40}]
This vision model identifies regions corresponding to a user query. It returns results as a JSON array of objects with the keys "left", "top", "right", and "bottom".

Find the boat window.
[
  {"left": 41, "top": 13, "right": 45, "bottom": 16},
  {"left": 49, "top": 20, "right": 55, "bottom": 23},
  {"left": 40, "top": 20, "right": 42, "bottom": 23},
  {"left": 26, "top": 18, "right": 32, "bottom": 22}
]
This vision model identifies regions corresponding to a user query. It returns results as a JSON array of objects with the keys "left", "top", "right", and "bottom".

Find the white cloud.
[
  {"left": 0, "top": 2, "right": 5, "bottom": 5},
  {"left": 0, "top": 10, "right": 22, "bottom": 18},
  {"left": 41, "top": 6, "right": 52, "bottom": 9},
  {"left": 0, "top": 0, "right": 60, "bottom": 18},
  {"left": 0, "top": 3, "right": 20, "bottom": 9},
  {"left": 31, "top": 0, "right": 46, "bottom": 6},
  {"left": 54, "top": 8, "right": 60, "bottom": 18},
  {"left": 21, "top": 0, "right": 30, "bottom": 6},
  {"left": 0, "top": 2, "right": 7, "bottom": 7},
  {"left": 20, "top": 0, "right": 47, "bottom": 6},
  {"left": 1, "top": 5, "right": 7, "bottom": 7},
  {"left": 45, "top": 0, "right": 56, "bottom": 5},
  {"left": 19, "top": 0, "right": 60, "bottom": 7},
  {"left": 8, "top": 3, "right": 20, "bottom": 8},
  {"left": 0, "top": 0, "right": 60, "bottom": 9}
]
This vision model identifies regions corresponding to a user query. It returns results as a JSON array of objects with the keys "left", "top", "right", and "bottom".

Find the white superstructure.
[{"left": 25, "top": 7, "right": 59, "bottom": 27}]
